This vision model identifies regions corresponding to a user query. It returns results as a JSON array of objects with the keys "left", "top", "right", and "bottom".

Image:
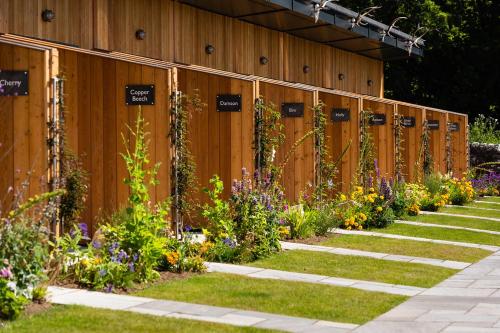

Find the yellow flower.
[
  {"left": 340, "top": 194, "right": 347, "bottom": 201},
  {"left": 357, "top": 225, "right": 363, "bottom": 230},
  {"left": 347, "top": 226, "right": 352, "bottom": 230},
  {"left": 358, "top": 213, "right": 367, "bottom": 222},
  {"left": 165, "top": 251, "right": 180, "bottom": 266},
  {"left": 380, "top": 195, "right": 384, "bottom": 200},
  {"left": 369, "top": 187, "right": 375, "bottom": 193},
  {"left": 376, "top": 206, "right": 383, "bottom": 212},
  {"left": 81, "top": 259, "right": 89, "bottom": 267},
  {"left": 93, "top": 257, "right": 102, "bottom": 265}
]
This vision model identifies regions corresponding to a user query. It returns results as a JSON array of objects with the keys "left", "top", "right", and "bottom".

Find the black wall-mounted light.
[
  {"left": 338, "top": 73, "right": 345, "bottom": 80},
  {"left": 260, "top": 56, "right": 269, "bottom": 65},
  {"left": 135, "top": 29, "right": 146, "bottom": 40},
  {"left": 205, "top": 44, "right": 215, "bottom": 55},
  {"left": 41, "top": 9, "right": 55, "bottom": 22},
  {"left": 303, "top": 65, "right": 310, "bottom": 74},
  {"left": 367, "top": 79, "right": 373, "bottom": 86}
]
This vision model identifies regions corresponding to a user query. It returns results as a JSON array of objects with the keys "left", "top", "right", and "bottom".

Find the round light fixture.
[
  {"left": 205, "top": 44, "right": 215, "bottom": 55},
  {"left": 260, "top": 56, "right": 269, "bottom": 65},
  {"left": 135, "top": 29, "right": 146, "bottom": 40},
  {"left": 41, "top": 9, "right": 55, "bottom": 22},
  {"left": 303, "top": 65, "right": 310, "bottom": 74},
  {"left": 338, "top": 73, "right": 345, "bottom": 80}
]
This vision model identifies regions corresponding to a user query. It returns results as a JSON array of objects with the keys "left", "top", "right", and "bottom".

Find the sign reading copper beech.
[
  {"left": 0, "top": 70, "right": 29, "bottom": 96},
  {"left": 125, "top": 85, "right": 155, "bottom": 105},
  {"left": 282, "top": 103, "right": 304, "bottom": 117},
  {"left": 216, "top": 94, "right": 241, "bottom": 112}
]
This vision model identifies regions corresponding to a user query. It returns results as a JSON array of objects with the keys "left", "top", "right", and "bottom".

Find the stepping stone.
[
  {"left": 333, "top": 229, "right": 500, "bottom": 252},
  {"left": 47, "top": 286, "right": 358, "bottom": 333},
  {"left": 281, "top": 241, "right": 470, "bottom": 270},
  {"left": 395, "top": 220, "right": 500, "bottom": 236},
  {"left": 205, "top": 262, "right": 426, "bottom": 296},
  {"left": 420, "top": 211, "right": 500, "bottom": 222}
]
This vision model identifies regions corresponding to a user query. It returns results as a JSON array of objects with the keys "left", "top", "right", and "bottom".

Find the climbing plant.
[
  {"left": 394, "top": 114, "right": 405, "bottom": 182},
  {"left": 358, "top": 109, "right": 376, "bottom": 188},
  {"left": 169, "top": 91, "right": 203, "bottom": 236},
  {"left": 416, "top": 120, "right": 434, "bottom": 182},
  {"left": 446, "top": 122, "right": 453, "bottom": 174}
]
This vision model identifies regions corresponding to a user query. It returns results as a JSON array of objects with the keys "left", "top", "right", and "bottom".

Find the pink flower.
[{"left": 0, "top": 267, "right": 13, "bottom": 279}]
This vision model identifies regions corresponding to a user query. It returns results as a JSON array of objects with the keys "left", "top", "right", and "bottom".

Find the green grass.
[
  {"left": 406, "top": 214, "right": 500, "bottom": 232},
  {"left": 317, "top": 234, "right": 490, "bottom": 263},
  {"left": 440, "top": 206, "right": 500, "bottom": 219},
  {"left": 248, "top": 250, "right": 456, "bottom": 288},
  {"left": 477, "top": 196, "right": 500, "bottom": 203},
  {"left": 468, "top": 201, "right": 500, "bottom": 210},
  {"left": 1, "top": 305, "right": 274, "bottom": 333},
  {"left": 377, "top": 223, "right": 500, "bottom": 246},
  {"left": 135, "top": 273, "right": 407, "bottom": 325}
]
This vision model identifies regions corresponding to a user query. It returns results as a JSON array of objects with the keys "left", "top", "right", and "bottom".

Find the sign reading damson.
[
  {"left": 125, "top": 85, "right": 155, "bottom": 105},
  {"left": 401, "top": 116, "right": 416, "bottom": 128},
  {"left": 0, "top": 70, "right": 29, "bottom": 96},
  {"left": 449, "top": 122, "right": 460, "bottom": 132},
  {"left": 369, "top": 113, "right": 386, "bottom": 125},
  {"left": 427, "top": 120, "right": 440, "bottom": 130},
  {"left": 331, "top": 108, "right": 350, "bottom": 122},
  {"left": 216, "top": 95, "right": 241, "bottom": 112},
  {"left": 282, "top": 103, "right": 304, "bottom": 117}
]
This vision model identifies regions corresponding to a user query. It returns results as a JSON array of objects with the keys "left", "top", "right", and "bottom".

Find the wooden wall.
[
  {"left": 397, "top": 105, "right": 425, "bottom": 182},
  {"left": 448, "top": 113, "right": 468, "bottom": 177},
  {"left": 258, "top": 82, "right": 315, "bottom": 202},
  {"left": 59, "top": 49, "right": 172, "bottom": 233},
  {"left": 363, "top": 99, "right": 396, "bottom": 179},
  {"left": 0, "top": 41, "right": 54, "bottom": 216},
  {"left": 0, "top": 0, "right": 384, "bottom": 97},
  {"left": 425, "top": 110, "right": 448, "bottom": 175},
  {"left": 318, "top": 91, "right": 360, "bottom": 193},
  {"left": 177, "top": 69, "right": 255, "bottom": 209}
]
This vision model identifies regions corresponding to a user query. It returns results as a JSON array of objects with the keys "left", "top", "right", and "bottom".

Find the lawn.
[
  {"left": 406, "top": 214, "right": 500, "bottom": 232},
  {"left": 317, "top": 234, "right": 490, "bottom": 263},
  {"left": 0, "top": 305, "right": 274, "bottom": 333},
  {"left": 377, "top": 223, "right": 500, "bottom": 246},
  {"left": 440, "top": 206, "right": 500, "bottom": 219},
  {"left": 477, "top": 196, "right": 500, "bottom": 203},
  {"left": 468, "top": 201, "right": 500, "bottom": 210},
  {"left": 135, "top": 272, "right": 407, "bottom": 325},
  {"left": 248, "top": 250, "right": 456, "bottom": 288}
]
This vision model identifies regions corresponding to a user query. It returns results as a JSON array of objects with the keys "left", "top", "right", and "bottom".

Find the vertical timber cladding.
[
  {"left": 258, "top": 82, "right": 315, "bottom": 202},
  {"left": 176, "top": 68, "right": 255, "bottom": 206},
  {"left": 362, "top": 98, "right": 396, "bottom": 179},
  {"left": 447, "top": 113, "right": 468, "bottom": 176},
  {"left": 0, "top": 40, "right": 56, "bottom": 216},
  {"left": 397, "top": 104, "right": 425, "bottom": 182},
  {"left": 425, "top": 109, "right": 448, "bottom": 174},
  {"left": 318, "top": 91, "right": 360, "bottom": 193},
  {"left": 58, "top": 49, "right": 171, "bottom": 234}
]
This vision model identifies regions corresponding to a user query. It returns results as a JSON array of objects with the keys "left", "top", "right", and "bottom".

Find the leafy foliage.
[{"left": 469, "top": 115, "right": 500, "bottom": 144}]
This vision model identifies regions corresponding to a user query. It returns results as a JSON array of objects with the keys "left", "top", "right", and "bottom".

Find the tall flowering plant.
[{"left": 472, "top": 172, "right": 500, "bottom": 196}]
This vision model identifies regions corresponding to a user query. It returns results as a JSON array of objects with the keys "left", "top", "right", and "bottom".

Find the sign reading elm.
[
  {"left": 369, "top": 113, "right": 386, "bottom": 126},
  {"left": 401, "top": 116, "right": 416, "bottom": 128},
  {"left": 282, "top": 103, "right": 304, "bottom": 117},
  {"left": 216, "top": 94, "right": 241, "bottom": 112},
  {"left": 331, "top": 108, "right": 350, "bottom": 122},
  {"left": 427, "top": 120, "right": 440, "bottom": 130},
  {"left": 0, "top": 70, "right": 29, "bottom": 96},
  {"left": 125, "top": 85, "right": 155, "bottom": 105}
]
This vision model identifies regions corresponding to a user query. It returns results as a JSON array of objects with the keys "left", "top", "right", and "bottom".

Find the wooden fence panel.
[
  {"left": 258, "top": 82, "right": 315, "bottom": 202},
  {"left": 397, "top": 105, "right": 425, "bottom": 182},
  {"left": 362, "top": 99, "right": 396, "bottom": 179},
  {"left": 425, "top": 110, "right": 448, "bottom": 175},
  {"left": 318, "top": 91, "right": 360, "bottom": 193},
  {"left": 59, "top": 49, "right": 172, "bottom": 233},
  {"left": 448, "top": 113, "right": 468, "bottom": 177},
  {"left": 0, "top": 41, "right": 52, "bottom": 216}
]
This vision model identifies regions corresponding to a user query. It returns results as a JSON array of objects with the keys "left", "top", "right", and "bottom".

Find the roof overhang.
[{"left": 179, "top": 0, "right": 424, "bottom": 61}]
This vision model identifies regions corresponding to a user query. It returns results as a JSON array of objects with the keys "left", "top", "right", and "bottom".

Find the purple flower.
[
  {"left": 104, "top": 284, "right": 113, "bottom": 293},
  {"left": 108, "top": 242, "right": 119, "bottom": 255},
  {"left": 92, "top": 239, "right": 102, "bottom": 249},
  {"left": 99, "top": 269, "right": 107, "bottom": 277},
  {"left": 222, "top": 237, "right": 236, "bottom": 249},
  {"left": 184, "top": 225, "right": 193, "bottom": 232},
  {"left": 78, "top": 223, "right": 89, "bottom": 238},
  {"left": 128, "top": 262, "right": 135, "bottom": 272},
  {"left": 374, "top": 159, "right": 380, "bottom": 179},
  {"left": 0, "top": 267, "right": 13, "bottom": 279},
  {"left": 117, "top": 250, "right": 129, "bottom": 262},
  {"left": 132, "top": 253, "right": 139, "bottom": 262}
]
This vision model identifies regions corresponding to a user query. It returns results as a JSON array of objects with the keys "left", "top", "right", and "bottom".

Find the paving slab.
[
  {"left": 281, "top": 241, "right": 470, "bottom": 269},
  {"left": 206, "top": 262, "right": 426, "bottom": 296},
  {"left": 419, "top": 211, "right": 500, "bottom": 222},
  {"left": 395, "top": 220, "right": 500, "bottom": 236},
  {"left": 356, "top": 249, "right": 500, "bottom": 332},
  {"left": 446, "top": 205, "right": 500, "bottom": 212},
  {"left": 48, "top": 286, "right": 358, "bottom": 333},
  {"left": 333, "top": 228, "right": 500, "bottom": 251}
]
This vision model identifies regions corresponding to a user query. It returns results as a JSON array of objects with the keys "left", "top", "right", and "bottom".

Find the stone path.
[
  {"left": 281, "top": 241, "right": 470, "bottom": 269},
  {"left": 47, "top": 286, "right": 358, "bottom": 333},
  {"left": 446, "top": 205, "right": 500, "bottom": 212},
  {"left": 334, "top": 229, "right": 500, "bottom": 252},
  {"left": 354, "top": 250, "right": 500, "bottom": 332},
  {"left": 395, "top": 220, "right": 500, "bottom": 236},
  {"left": 420, "top": 211, "right": 500, "bottom": 222},
  {"left": 206, "top": 262, "right": 426, "bottom": 296}
]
